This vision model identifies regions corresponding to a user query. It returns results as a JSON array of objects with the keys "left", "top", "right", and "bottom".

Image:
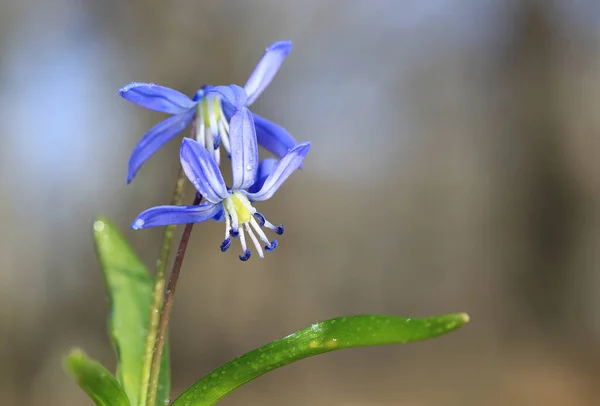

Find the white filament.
[
  {"left": 245, "top": 223, "right": 264, "bottom": 258},
  {"left": 224, "top": 212, "right": 231, "bottom": 241},
  {"left": 263, "top": 218, "right": 279, "bottom": 232},
  {"left": 195, "top": 103, "right": 205, "bottom": 146},
  {"left": 250, "top": 217, "right": 270, "bottom": 245},
  {"left": 207, "top": 95, "right": 220, "bottom": 141},
  {"left": 239, "top": 226, "right": 248, "bottom": 253},
  {"left": 223, "top": 198, "right": 239, "bottom": 232}
]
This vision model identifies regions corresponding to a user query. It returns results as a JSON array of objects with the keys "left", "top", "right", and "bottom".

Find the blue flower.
[
  {"left": 120, "top": 40, "right": 297, "bottom": 183},
  {"left": 131, "top": 106, "right": 311, "bottom": 261}
]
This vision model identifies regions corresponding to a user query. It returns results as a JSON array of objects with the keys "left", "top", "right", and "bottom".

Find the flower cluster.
[{"left": 121, "top": 41, "right": 310, "bottom": 261}]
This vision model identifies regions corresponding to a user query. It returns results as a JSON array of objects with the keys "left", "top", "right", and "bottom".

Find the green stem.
[
  {"left": 138, "top": 165, "right": 187, "bottom": 406},
  {"left": 147, "top": 193, "right": 202, "bottom": 406}
]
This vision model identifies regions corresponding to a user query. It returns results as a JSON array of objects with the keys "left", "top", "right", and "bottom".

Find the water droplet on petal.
[{"left": 246, "top": 164, "right": 252, "bottom": 171}]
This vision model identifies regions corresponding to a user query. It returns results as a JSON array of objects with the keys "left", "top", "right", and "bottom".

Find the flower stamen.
[
  {"left": 250, "top": 217, "right": 269, "bottom": 244},
  {"left": 250, "top": 217, "right": 277, "bottom": 252},
  {"left": 220, "top": 238, "right": 231, "bottom": 252},
  {"left": 224, "top": 197, "right": 239, "bottom": 235},
  {"left": 253, "top": 212, "right": 266, "bottom": 227},
  {"left": 238, "top": 226, "right": 251, "bottom": 261},
  {"left": 207, "top": 95, "right": 220, "bottom": 149},
  {"left": 238, "top": 194, "right": 256, "bottom": 214},
  {"left": 225, "top": 211, "right": 231, "bottom": 240},
  {"left": 195, "top": 94, "right": 232, "bottom": 165},
  {"left": 244, "top": 223, "right": 264, "bottom": 258},
  {"left": 204, "top": 124, "right": 218, "bottom": 166},
  {"left": 195, "top": 103, "right": 206, "bottom": 148},
  {"left": 264, "top": 219, "right": 284, "bottom": 235},
  {"left": 221, "top": 213, "right": 232, "bottom": 252},
  {"left": 265, "top": 240, "right": 278, "bottom": 252},
  {"left": 220, "top": 193, "right": 284, "bottom": 260},
  {"left": 239, "top": 250, "right": 251, "bottom": 261}
]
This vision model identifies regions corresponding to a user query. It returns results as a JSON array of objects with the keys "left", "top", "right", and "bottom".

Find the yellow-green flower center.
[
  {"left": 194, "top": 94, "right": 231, "bottom": 163},
  {"left": 200, "top": 96, "right": 222, "bottom": 123},
  {"left": 220, "top": 192, "right": 281, "bottom": 261},
  {"left": 229, "top": 193, "right": 253, "bottom": 224}
]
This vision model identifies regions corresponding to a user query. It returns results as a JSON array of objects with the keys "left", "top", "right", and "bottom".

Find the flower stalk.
[
  {"left": 138, "top": 165, "right": 187, "bottom": 406},
  {"left": 146, "top": 193, "right": 202, "bottom": 406}
]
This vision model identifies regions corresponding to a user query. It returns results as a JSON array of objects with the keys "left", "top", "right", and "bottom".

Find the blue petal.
[
  {"left": 245, "top": 142, "right": 311, "bottom": 202},
  {"left": 119, "top": 82, "right": 196, "bottom": 114},
  {"left": 205, "top": 85, "right": 248, "bottom": 111},
  {"left": 220, "top": 98, "right": 235, "bottom": 121},
  {"left": 244, "top": 41, "right": 292, "bottom": 105},
  {"left": 229, "top": 107, "right": 259, "bottom": 190},
  {"left": 131, "top": 202, "right": 223, "bottom": 229},
  {"left": 127, "top": 108, "right": 196, "bottom": 183},
  {"left": 253, "top": 112, "right": 298, "bottom": 159},
  {"left": 180, "top": 138, "right": 229, "bottom": 203},
  {"left": 248, "top": 158, "right": 278, "bottom": 194}
]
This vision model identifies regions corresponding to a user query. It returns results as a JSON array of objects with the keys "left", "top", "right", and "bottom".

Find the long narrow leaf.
[
  {"left": 64, "top": 349, "right": 130, "bottom": 406},
  {"left": 172, "top": 313, "right": 469, "bottom": 406},
  {"left": 93, "top": 217, "right": 170, "bottom": 405}
]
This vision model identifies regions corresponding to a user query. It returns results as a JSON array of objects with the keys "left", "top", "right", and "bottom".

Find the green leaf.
[
  {"left": 64, "top": 348, "right": 130, "bottom": 406},
  {"left": 172, "top": 313, "right": 469, "bottom": 406},
  {"left": 93, "top": 217, "right": 170, "bottom": 406}
]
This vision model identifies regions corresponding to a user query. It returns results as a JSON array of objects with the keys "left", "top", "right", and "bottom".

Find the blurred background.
[{"left": 2, "top": 0, "right": 600, "bottom": 404}]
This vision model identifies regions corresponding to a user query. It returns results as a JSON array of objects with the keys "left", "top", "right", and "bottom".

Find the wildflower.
[
  {"left": 131, "top": 105, "right": 310, "bottom": 261},
  {"left": 120, "top": 40, "right": 297, "bottom": 183}
]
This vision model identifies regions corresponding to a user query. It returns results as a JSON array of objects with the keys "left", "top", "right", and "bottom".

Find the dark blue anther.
[
  {"left": 227, "top": 152, "right": 232, "bottom": 159},
  {"left": 239, "top": 249, "right": 251, "bottom": 261},
  {"left": 213, "top": 135, "right": 221, "bottom": 150},
  {"left": 253, "top": 212, "right": 266, "bottom": 227},
  {"left": 220, "top": 238, "right": 231, "bottom": 252},
  {"left": 229, "top": 228, "right": 239, "bottom": 238},
  {"left": 276, "top": 224, "right": 284, "bottom": 235},
  {"left": 265, "top": 240, "right": 278, "bottom": 252},
  {"left": 192, "top": 89, "right": 204, "bottom": 101}
]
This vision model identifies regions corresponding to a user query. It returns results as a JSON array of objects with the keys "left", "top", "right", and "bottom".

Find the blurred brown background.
[{"left": 2, "top": 0, "right": 600, "bottom": 405}]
